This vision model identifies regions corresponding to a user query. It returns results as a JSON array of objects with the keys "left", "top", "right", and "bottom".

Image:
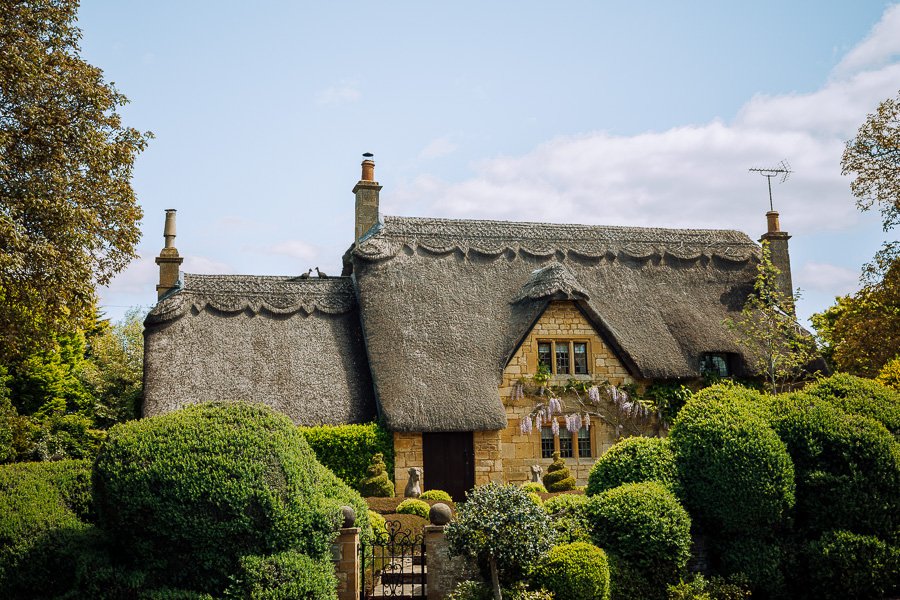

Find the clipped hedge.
[
  {"left": 419, "top": 489, "right": 452, "bottom": 501},
  {"left": 583, "top": 481, "right": 691, "bottom": 600},
  {"left": 222, "top": 551, "right": 337, "bottom": 600},
  {"left": 713, "top": 535, "right": 785, "bottom": 599},
  {"left": 669, "top": 384, "right": 795, "bottom": 534},
  {"left": 521, "top": 481, "right": 547, "bottom": 494},
  {"left": 299, "top": 422, "right": 394, "bottom": 492},
  {"left": 531, "top": 541, "right": 610, "bottom": 600},
  {"left": 93, "top": 402, "right": 368, "bottom": 594},
  {"left": 396, "top": 498, "right": 430, "bottom": 519},
  {"left": 767, "top": 393, "right": 900, "bottom": 539},
  {"left": 544, "top": 494, "right": 591, "bottom": 545},
  {"left": 805, "top": 373, "right": 900, "bottom": 435},
  {"left": 586, "top": 436, "right": 675, "bottom": 496},
  {"left": 0, "top": 459, "right": 92, "bottom": 589},
  {"left": 802, "top": 530, "right": 900, "bottom": 600}
]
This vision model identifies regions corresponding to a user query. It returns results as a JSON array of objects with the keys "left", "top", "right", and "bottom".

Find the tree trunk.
[{"left": 489, "top": 556, "right": 502, "bottom": 600}]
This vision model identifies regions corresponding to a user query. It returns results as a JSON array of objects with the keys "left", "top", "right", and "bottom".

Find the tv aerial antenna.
[{"left": 749, "top": 160, "right": 792, "bottom": 211}]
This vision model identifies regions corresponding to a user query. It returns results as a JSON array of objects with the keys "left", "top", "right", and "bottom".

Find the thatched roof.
[
  {"left": 350, "top": 216, "right": 761, "bottom": 432},
  {"left": 143, "top": 274, "right": 376, "bottom": 426}
]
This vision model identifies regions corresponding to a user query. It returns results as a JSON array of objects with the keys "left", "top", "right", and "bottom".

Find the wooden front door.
[{"left": 422, "top": 431, "right": 475, "bottom": 502}]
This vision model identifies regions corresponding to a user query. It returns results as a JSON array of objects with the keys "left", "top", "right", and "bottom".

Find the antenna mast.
[{"left": 749, "top": 160, "right": 792, "bottom": 211}]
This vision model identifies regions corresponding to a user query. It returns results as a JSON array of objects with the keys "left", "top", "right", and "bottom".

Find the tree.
[
  {"left": 727, "top": 242, "right": 820, "bottom": 394},
  {"left": 0, "top": 0, "right": 150, "bottom": 361}
]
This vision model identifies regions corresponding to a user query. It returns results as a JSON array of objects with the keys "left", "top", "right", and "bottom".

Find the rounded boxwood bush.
[
  {"left": 543, "top": 493, "right": 587, "bottom": 515},
  {"left": 419, "top": 489, "right": 452, "bottom": 501},
  {"left": 767, "top": 393, "right": 900, "bottom": 539},
  {"left": 801, "top": 530, "right": 900, "bottom": 600},
  {"left": 222, "top": 551, "right": 337, "bottom": 600},
  {"left": 805, "top": 373, "right": 900, "bottom": 435},
  {"left": 396, "top": 498, "right": 430, "bottom": 518},
  {"left": 521, "top": 481, "right": 547, "bottom": 494},
  {"left": 544, "top": 494, "right": 591, "bottom": 544},
  {"left": 543, "top": 452, "right": 576, "bottom": 492},
  {"left": 583, "top": 481, "right": 691, "bottom": 600},
  {"left": 586, "top": 436, "right": 675, "bottom": 496},
  {"left": 92, "top": 402, "right": 368, "bottom": 594},
  {"left": 669, "top": 384, "right": 795, "bottom": 534},
  {"left": 0, "top": 459, "right": 92, "bottom": 588},
  {"left": 714, "top": 535, "right": 785, "bottom": 599},
  {"left": 446, "top": 483, "right": 554, "bottom": 587},
  {"left": 531, "top": 541, "right": 610, "bottom": 600},
  {"left": 368, "top": 510, "right": 387, "bottom": 542}
]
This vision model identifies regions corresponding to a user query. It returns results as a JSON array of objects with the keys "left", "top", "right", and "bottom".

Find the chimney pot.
[
  {"left": 361, "top": 158, "right": 375, "bottom": 182},
  {"left": 765, "top": 210, "right": 780, "bottom": 234},
  {"left": 164, "top": 209, "right": 177, "bottom": 248},
  {"left": 353, "top": 154, "right": 382, "bottom": 243}
]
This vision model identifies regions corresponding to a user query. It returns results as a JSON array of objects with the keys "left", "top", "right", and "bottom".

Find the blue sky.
[{"left": 81, "top": 1, "right": 900, "bottom": 326}]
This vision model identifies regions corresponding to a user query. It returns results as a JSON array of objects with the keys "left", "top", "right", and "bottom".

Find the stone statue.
[
  {"left": 530, "top": 464, "right": 543, "bottom": 483},
  {"left": 404, "top": 467, "right": 422, "bottom": 498}
]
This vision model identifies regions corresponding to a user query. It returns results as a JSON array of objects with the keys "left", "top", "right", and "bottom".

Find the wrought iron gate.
[{"left": 360, "top": 520, "right": 426, "bottom": 599}]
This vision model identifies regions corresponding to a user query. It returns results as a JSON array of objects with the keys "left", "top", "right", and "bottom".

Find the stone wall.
[
  {"left": 394, "top": 431, "right": 423, "bottom": 495},
  {"left": 500, "top": 300, "right": 640, "bottom": 486}
]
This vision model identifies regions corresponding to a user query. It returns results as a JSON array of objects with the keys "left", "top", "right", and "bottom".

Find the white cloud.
[
  {"left": 388, "top": 6, "right": 900, "bottom": 238},
  {"left": 315, "top": 81, "right": 361, "bottom": 105},
  {"left": 252, "top": 240, "right": 318, "bottom": 262},
  {"left": 419, "top": 136, "right": 459, "bottom": 160},
  {"left": 182, "top": 256, "right": 232, "bottom": 274},
  {"left": 796, "top": 262, "right": 861, "bottom": 296}
]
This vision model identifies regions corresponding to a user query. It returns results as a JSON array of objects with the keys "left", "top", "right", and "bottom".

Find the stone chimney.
[
  {"left": 155, "top": 209, "right": 184, "bottom": 299},
  {"left": 353, "top": 153, "right": 382, "bottom": 243},
  {"left": 759, "top": 210, "right": 794, "bottom": 310}
]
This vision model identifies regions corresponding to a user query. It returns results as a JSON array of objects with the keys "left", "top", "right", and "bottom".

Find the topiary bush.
[
  {"left": 583, "top": 481, "right": 691, "bottom": 600},
  {"left": 804, "top": 373, "right": 900, "bottom": 435},
  {"left": 396, "top": 498, "right": 430, "bottom": 519},
  {"left": 448, "top": 580, "right": 554, "bottom": 600},
  {"left": 543, "top": 493, "right": 591, "bottom": 544},
  {"left": 521, "top": 481, "right": 547, "bottom": 494},
  {"left": 767, "top": 392, "right": 900, "bottom": 540},
  {"left": 543, "top": 493, "right": 587, "bottom": 515},
  {"left": 713, "top": 535, "right": 786, "bottom": 599},
  {"left": 446, "top": 483, "right": 555, "bottom": 590},
  {"left": 222, "top": 551, "right": 337, "bottom": 600},
  {"left": 358, "top": 452, "right": 395, "bottom": 497},
  {"left": 669, "top": 384, "right": 795, "bottom": 535},
  {"left": 543, "top": 451, "right": 575, "bottom": 492},
  {"left": 92, "top": 401, "right": 368, "bottom": 594},
  {"left": 667, "top": 574, "right": 751, "bottom": 600},
  {"left": 0, "top": 459, "right": 92, "bottom": 589},
  {"left": 586, "top": 436, "right": 675, "bottom": 496},
  {"left": 419, "top": 489, "right": 452, "bottom": 501},
  {"left": 368, "top": 510, "right": 387, "bottom": 542},
  {"left": 530, "top": 541, "right": 610, "bottom": 600},
  {"left": 801, "top": 530, "right": 900, "bottom": 600},
  {"left": 299, "top": 422, "right": 394, "bottom": 492}
]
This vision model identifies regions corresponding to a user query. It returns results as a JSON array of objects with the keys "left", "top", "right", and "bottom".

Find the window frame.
[
  {"left": 700, "top": 352, "right": 731, "bottom": 378},
  {"left": 576, "top": 426, "right": 592, "bottom": 458},
  {"left": 537, "top": 339, "right": 592, "bottom": 377}
]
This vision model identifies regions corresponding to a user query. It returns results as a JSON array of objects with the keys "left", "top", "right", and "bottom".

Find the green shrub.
[
  {"left": 767, "top": 393, "right": 900, "bottom": 539},
  {"left": 396, "top": 498, "right": 430, "bottom": 518},
  {"left": 521, "top": 481, "right": 547, "bottom": 494},
  {"left": 448, "top": 581, "right": 553, "bottom": 600},
  {"left": 583, "top": 482, "right": 691, "bottom": 600},
  {"left": 358, "top": 452, "right": 394, "bottom": 497},
  {"left": 368, "top": 510, "right": 387, "bottom": 542},
  {"left": 222, "top": 551, "right": 337, "bottom": 600},
  {"left": 93, "top": 402, "right": 368, "bottom": 594},
  {"left": 419, "top": 489, "right": 452, "bottom": 501},
  {"left": 531, "top": 541, "right": 610, "bottom": 600},
  {"left": 805, "top": 373, "right": 900, "bottom": 435},
  {"left": 544, "top": 494, "right": 591, "bottom": 544},
  {"left": 299, "top": 422, "right": 394, "bottom": 492},
  {"left": 669, "top": 384, "right": 795, "bottom": 534},
  {"left": 0, "top": 459, "right": 92, "bottom": 588},
  {"left": 667, "top": 574, "right": 751, "bottom": 600},
  {"left": 543, "top": 451, "right": 576, "bottom": 492},
  {"left": 543, "top": 492, "right": 587, "bottom": 515},
  {"left": 586, "top": 436, "right": 675, "bottom": 496},
  {"left": 446, "top": 483, "right": 555, "bottom": 587},
  {"left": 713, "top": 536, "right": 785, "bottom": 599},
  {"left": 877, "top": 357, "right": 900, "bottom": 391},
  {"left": 802, "top": 530, "right": 900, "bottom": 600}
]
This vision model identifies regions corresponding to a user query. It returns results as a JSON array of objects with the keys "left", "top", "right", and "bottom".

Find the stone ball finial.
[
  {"left": 340, "top": 505, "right": 356, "bottom": 529},
  {"left": 429, "top": 502, "right": 452, "bottom": 526}
]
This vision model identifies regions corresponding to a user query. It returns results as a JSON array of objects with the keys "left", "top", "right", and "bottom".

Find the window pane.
[
  {"left": 538, "top": 342, "right": 552, "bottom": 370},
  {"left": 541, "top": 426, "right": 555, "bottom": 459},
  {"left": 555, "top": 343, "right": 570, "bottom": 375},
  {"left": 559, "top": 429, "right": 573, "bottom": 458},
  {"left": 700, "top": 353, "right": 729, "bottom": 377},
  {"left": 573, "top": 342, "right": 588, "bottom": 374},
  {"left": 577, "top": 427, "right": 591, "bottom": 458}
]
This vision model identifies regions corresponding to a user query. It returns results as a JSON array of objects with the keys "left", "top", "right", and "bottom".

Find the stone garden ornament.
[
  {"left": 530, "top": 464, "right": 543, "bottom": 483},
  {"left": 405, "top": 467, "right": 422, "bottom": 498}
]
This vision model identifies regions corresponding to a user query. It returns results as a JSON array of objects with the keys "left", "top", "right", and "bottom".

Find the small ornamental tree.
[
  {"left": 446, "top": 483, "right": 554, "bottom": 599},
  {"left": 358, "top": 452, "right": 394, "bottom": 497},
  {"left": 542, "top": 451, "right": 575, "bottom": 492}
]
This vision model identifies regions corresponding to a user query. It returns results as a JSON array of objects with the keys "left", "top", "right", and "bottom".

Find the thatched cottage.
[{"left": 143, "top": 157, "right": 794, "bottom": 499}]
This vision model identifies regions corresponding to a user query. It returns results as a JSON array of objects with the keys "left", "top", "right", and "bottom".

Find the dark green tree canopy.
[{"left": 0, "top": 0, "right": 150, "bottom": 360}]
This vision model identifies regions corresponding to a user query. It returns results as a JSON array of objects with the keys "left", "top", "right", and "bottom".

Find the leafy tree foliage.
[{"left": 0, "top": 0, "right": 150, "bottom": 361}]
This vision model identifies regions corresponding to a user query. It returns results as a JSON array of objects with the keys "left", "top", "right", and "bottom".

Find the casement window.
[
  {"left": 700, "top": 353, "right": 731, "bottom": 378},
  {"left": 577, "top": 426, "right": 591, "bottom": 458},
  {"left": 559, "top": 429, "right": 574, "bottom": 458},
  {"left": 540, "top": 426, "right": 555, "bottom": 459},
  {"left": 537, "top": 340, "right": 590, "bottom": 376}
]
